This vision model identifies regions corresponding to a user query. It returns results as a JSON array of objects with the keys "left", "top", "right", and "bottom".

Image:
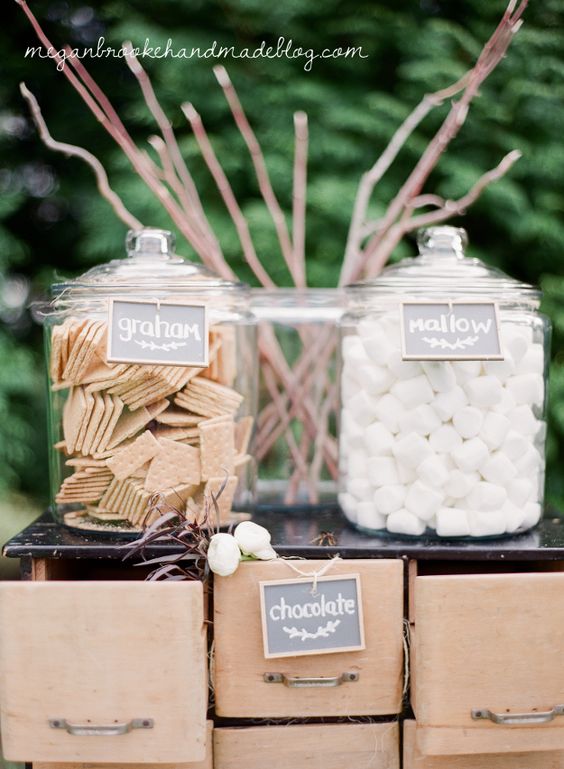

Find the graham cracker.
[
  {"left": 81, "top": 393, "right": 106, "bottom": 456},
  {"left": 153, "top": 425, "right": 200, "bottom": 442},
  {"left": 234, "top": 416, "right": 254, "bottom": 454},
  {"left": 106, "top": 430, "right": 160, "bottom": 481},
  {"left": 199, "top": 416, "right": 235, "bottom": 480},
  {"left": 62, "top": 387, "right": 87, "bottom": 454},
  {"left": 89, "top": 392, "right": 115, "bottom": 454},
  {"left": 155, "top": 410, "right": 204, "bottom": 427},
  {"left": 73, "top": 390, "right": 95, "bottom": 454},
  {"left": 144, "top": 438, "right": 201, "bottom": 492}
]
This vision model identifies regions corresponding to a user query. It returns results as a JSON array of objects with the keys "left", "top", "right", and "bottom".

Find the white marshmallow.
[
  {"left": 342, "top": 335, "right": 369, "bottom": 365},
  {"left": 522, "top": 502, "right": 542, "bottom": 528},
  {"left": 405, "top": 480, "right": 444, "bottom": 520},
  {"left": 347, "top": 451, "right": 369, "bottom": 479},
  {"left": 444, "top": 470, "right": 480, "bottom": 498},
  {"left": 436, "top": 508, "right": 470, "bottom": 537},
  {"left": 464, "top": 376, "right": 503, "bottom": 408},
  {"left": 422, "top": 361, "right": 457, "bottom": 392},
  {"left": 347, "top": 477, "right": 373, "bottom": 501},
  {"left": 452, "top": 437, "right": 489, "bottom": 472},
  {"left": 466, "top": 481, "right": 507, "bottom": 511},
  {"left": 503, "top": 500, "right": 527, "bottom": 534},
  {"left": 367, "top": 456, "right": 400, "bottom": 487},
  {"left": 483, "top": 357, "right": 516, "bottom": 381},
  {"left": 453, "top": 360, "right": 482, "bottom": 385},
  {"left": 501, "top": 429, "right": 531, "bottom": 461},
  {"left": 338, "top": 492, "right": 358, "bottom": 521},
  {"left": 391, "top": 375, "right": 434, "bottom": 409},
  {"left": 468, "top": 509, "right": 507, "bottom": 537},
  {"left": 347, "top": 389, "right": 378, "bottom": 423},
  {"left": 356, "top": 503, "right": 386, "bottom": 531},
  {"left": 379, "top": 312, "right": 401, "bottom": 337},
  {"left": 373, "top": 393, "right": 405, "bottom": 434},
  {"left": 396, "top": 461, "right": 417, "bottom": 484},
  {"left": 392, "top": 432, "right": 433, "bottom": 468},
  {"left": 453, "top": 406, "right": 484, "bottom": 439},
  {"left": 506, "top": 373, "right": 544, "bottom": 406},
  {"left": 492, "top": 388, "right": 517, "bottom": 415},
  {"left": 429, "top": 424, "right": 463, "bottom": 453},
  {"left": 358, "top": 363, "right": 395, "bottom": 396},
  {"left": 517, "top": 344, "right": 544, "bottom": 375},
  {"left": 507, "top": 405, "right": 538, "bottom": 436},
  {"left": 480, "top": 411, "right": 511, "bottom": 450},
  {"left": 501, "top": 324, "right": 531, "bottom": 363},
  {"left": 386, "top": 509, "right": 426, "bottom": 536},
  {"left": 432, "top": 385, "right": 468, "bottom": 421},
  {"left": 506, "top": 477, "right": 535, "bottom": 506},
  {"left": 364, "top": 422, "right": 395, "bottom": 456},
  {"left": 387, "top": 350, "right": 422, "bottom": 380},
  {"left": 417, "top": 454, "right": 450, "bottom": 488},
  {"left": 480, "top": 452, "right": 517, "bottom": 484},
  {"left": 373, "top": 484, "right": 406, "bottom": 515},
  {"left": 398, "top": 404, "right": 441, "bottom": 436},
  {"left": 342, "top": 419, "right": 364, "bottom": 450},
  {"left": 359, "top": 325, "right": 398, "bottom": 362},
  {"left": 515, "top": 445, "right": 542, "bottom": 475}
]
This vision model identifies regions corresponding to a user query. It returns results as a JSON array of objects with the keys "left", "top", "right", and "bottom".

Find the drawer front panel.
[
  {"left": 214, "top": 559, "right": 404, "bottom": 717},
  {"left": 404, "top": 721, "right": 564, "bottom": 768},
  {"left": 0, "top": 581, "right": 207, "bottom": 764},
  {"left": 414, "top": 572, "right": 564, "bottom": 755},
  {"left": 32, "top": 721, "right": 214, "bottom": 769},
  {"left": 214, "top": 722, "right": 399, "bottom": 769}
]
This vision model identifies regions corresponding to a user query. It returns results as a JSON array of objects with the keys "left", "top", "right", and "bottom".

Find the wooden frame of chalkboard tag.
[
  {"left": 399, "top": 299, "right": 504, "bottom": 361},
  {"left": 107, "top": 298, "right": 209, "bottom": 367},
  {"left": 259, "top": 574, "right": 366, "bottom": 659}
]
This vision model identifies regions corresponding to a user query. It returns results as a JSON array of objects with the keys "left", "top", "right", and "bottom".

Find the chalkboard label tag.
[
  {"left": 400, "top": 300, "right": 503, "bottom": 361},
  {"left": 107, "top": 298, "right": 209, "bottom": 367},
  {"left": 259, "top": 574, "right": 365, "bottom": 659}
]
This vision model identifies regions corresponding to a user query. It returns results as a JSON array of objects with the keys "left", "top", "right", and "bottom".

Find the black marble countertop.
[{"left": 4, "top": 508, "right": 564, "bottom": 561}]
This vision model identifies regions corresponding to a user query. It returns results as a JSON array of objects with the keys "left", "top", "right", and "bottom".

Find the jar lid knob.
[
  {"left": 417, "top": 226, "right": 468, "bottom": 258},
  {"left": 126, "top": 228, "right": 175, "bottom": 258}
]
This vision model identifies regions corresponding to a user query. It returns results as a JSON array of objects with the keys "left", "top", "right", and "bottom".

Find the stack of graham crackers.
[{"left": 51, "top": 319, "right": 253, "bottom": 531}]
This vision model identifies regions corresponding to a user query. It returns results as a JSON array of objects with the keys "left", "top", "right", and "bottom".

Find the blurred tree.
[{"left": 1, "top": 0, "right": 563, "bottom": 507}]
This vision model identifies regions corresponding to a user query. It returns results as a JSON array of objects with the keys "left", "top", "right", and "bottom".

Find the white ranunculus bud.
[
  {"left": 207, "top": 533, "right": 241, "bottom": 576},
  {"left": 234, "top": 521, "right": 277, "bottom": 560}
]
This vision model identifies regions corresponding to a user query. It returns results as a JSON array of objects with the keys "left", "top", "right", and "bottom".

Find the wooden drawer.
[
  {"left": 214, "top": 722, "right": 399, "bottom": 769},
  {"left": 413, "top": 571, "right": 564, "bottom": 755},
  {"left": 33, "top": 721, "right": 214, "bottom": 769},
  {"left": 0, "top": 581, "right": 207, "bottom": 764},
  {"left": 403, "top": 720, "right": 564, "bottom": 768},
  {"left": 214, "top": 559, "right": 404, "bottom": 717}
]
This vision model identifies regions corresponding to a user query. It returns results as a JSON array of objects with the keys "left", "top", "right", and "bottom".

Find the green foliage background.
[{"left": 1, "top": 0, "right": 563, "bottom": 509}]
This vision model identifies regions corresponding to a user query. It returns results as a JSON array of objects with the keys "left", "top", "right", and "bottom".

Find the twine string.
[{"left": 280, "top": 554, "right": 342, "bottom": 595}]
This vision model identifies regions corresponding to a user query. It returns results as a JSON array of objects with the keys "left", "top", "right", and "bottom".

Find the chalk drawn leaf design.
[
  {"left": 134, "top": 339, "right": 188, "bottom": 352},
  {"left": 421, "top": 335, "right": 479, "bottom": 351},
  {"left": 282, "top": 619, "right": 341, "bottom": 641}
]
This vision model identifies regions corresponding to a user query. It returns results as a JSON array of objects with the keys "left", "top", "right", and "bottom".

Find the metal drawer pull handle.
[
  {"left": 472, "top": 706, "right": 564, "bottom": 726},
  {"left": 263, "top": 672, "right": 359, "bottom": 688},
  {"left": 49, "top": 718, "right": 154, "bottom": 736}
]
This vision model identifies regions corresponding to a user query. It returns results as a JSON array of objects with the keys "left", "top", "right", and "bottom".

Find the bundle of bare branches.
[{"left": 17, "top": 0, "right": 527, "bottom": 503}]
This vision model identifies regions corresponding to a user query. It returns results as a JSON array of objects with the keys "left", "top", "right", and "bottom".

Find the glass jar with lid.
[
  {"left": 41, "top": 228, "right": 257, "bottom": 533},
  {"left": 339, "top": 226, "right": 550, "bottom": 538}
]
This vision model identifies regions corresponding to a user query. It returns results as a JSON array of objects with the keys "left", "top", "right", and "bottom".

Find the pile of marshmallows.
[{"left": 339, "top": 315, "right": 545, "bottom": 538}]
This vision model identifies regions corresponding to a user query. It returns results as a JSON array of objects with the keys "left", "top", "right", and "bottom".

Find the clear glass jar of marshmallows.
[{"left": 339, "top": 226, "right": 550, "bottom": 538}]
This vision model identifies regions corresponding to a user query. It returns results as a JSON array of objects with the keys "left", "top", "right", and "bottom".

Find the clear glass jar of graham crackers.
[
  {"left": 42, "top": 228, "right": 257, "bottom": 533},
  {"left": 339, "top": 226, "right": 550, "bottom": 539}
]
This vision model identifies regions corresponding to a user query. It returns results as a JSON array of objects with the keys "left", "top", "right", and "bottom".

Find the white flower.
[
  {"left": 207, "top": 533, "right": 241, "bottom": 576},
  {"left": 234, "top": 521, "right": 277, "bottom": 561}
]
